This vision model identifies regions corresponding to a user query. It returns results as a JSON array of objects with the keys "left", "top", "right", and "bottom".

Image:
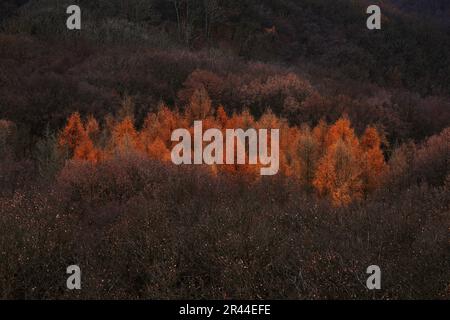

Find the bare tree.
[{"left": 203, "top": 0, "right": 223, "bottom": 41}]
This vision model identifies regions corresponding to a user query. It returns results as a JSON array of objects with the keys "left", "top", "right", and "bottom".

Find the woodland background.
[{"left": 0, "top": 0, "right": 449, "bottom": 299}]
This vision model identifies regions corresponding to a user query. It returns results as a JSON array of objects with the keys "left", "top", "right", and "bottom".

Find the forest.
[{"left": 0, "top": 0, "right": 449, "bottom": 299}]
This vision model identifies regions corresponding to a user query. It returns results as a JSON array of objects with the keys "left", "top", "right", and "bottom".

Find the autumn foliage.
[{"left": 59, "top": 94, "right": 387, "bottom": 206}]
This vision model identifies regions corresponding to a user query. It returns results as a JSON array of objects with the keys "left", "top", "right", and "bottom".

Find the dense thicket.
[{"left": 1, "top": 155, "right": 449, "bottom": 299}]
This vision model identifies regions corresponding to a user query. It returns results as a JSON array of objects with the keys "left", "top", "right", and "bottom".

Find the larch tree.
[
  {"left": 157, "top": 105, "right": 183, "bottom": 146},
  {"left": 325, "top": 117, "right": 358, "bottom": 149},
  {"left": 215, "top": 105, "right": 228, "bottom": 128},
  {"left": 85, "top": 115, "right": 100, "bottom": 144},
  {"left": 147, "top": 137, "right": 171, "bottom": 162},
  {"left": 73, "top": 137, "right": 100, "bottom": 163},
  {"left": 112, "top": 116, "right": 140, "bottom": 155},
  {"left": 314, "top": 119, "right": 363, "bottom": 206},
  {"left": 59, "top": 112, "right": 88, "bottom": 157}
]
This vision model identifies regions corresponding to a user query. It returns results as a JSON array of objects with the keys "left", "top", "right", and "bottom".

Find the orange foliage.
[
  {"left": 59, "top": 112, "right": 102, "bottom": 162},
  {"left": 216, "top": 105, "right": 228, "bottom": 128},
  {"left": 74, "top": 137, "right": 101, "bottom": 163},
  {"left": 85, "top": 115, "right": 100, "bottom": 141},
  {"left": 325, "top": 117, "right": 358, "bottom": 148},
  {"left": 59, "top": 112, "right": 87, "bottom": 151},
  {"left": 59, "top": 103, "right": 387, "bottom": 206},
  {"left": 147, "top": 138, "right": 171, "bottom": 162},
  {"left": 314, "top": 139, "right": 363, "bottom": 207},
  {"left": 112, "top": 116, "right": 141, "bottom": 154}
]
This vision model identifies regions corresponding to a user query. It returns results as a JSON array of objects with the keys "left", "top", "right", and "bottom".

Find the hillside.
[
  {"left": 2, "top": 0, "right": 450, "bottom": 92},
  {"left": 0, "top": 0, "right": 449, "bottom": 300},
  {"left": 1, "top": 0, "right": 449, "bottom": 143}
]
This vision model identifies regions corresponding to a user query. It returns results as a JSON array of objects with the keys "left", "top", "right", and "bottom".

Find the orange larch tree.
[
  {"left": 73, "top": 137, "right": 101, "bottom": 163},
  {"left": 59, "top": 112, "right": 89, "bottom": 156},
  {"left": 59, "top": 112, "right": 100, "bottom": 163},
  {"left": 111, "top": 116, "right": 140, "bottom": 155},
  {"left": 314, "top": 119, "right": 363, "bottom": 206}
]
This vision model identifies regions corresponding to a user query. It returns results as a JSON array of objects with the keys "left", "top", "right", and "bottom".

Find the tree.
[
  {"left": 312, "top": 119, "right": 328, "bottom": 155},
  {"left": 185, "top": 86, "right": 212, "bottom": 122},
  {"left": 74, "top": 137, "right": 101, "bottom": 163},
  {"left": 86, "top": 115, "right": 100, "bottom": 143},
  {"left": 202, "top": 0, "right": 223, "bottom": 41},
  {"left": 117, "top": 96, "right": 135, "bottom": 122},
  {"left": 297, "top": 126, "right": 319, "bottom": 191},
  {"left": 325, "top": 117, "right": 358, "bottom": 148},
  {"left": 112, "top": 116, "right": 140, "bottom": 155},
  {"left": 314, "top": 119, "right": 363, "bottom": 206},
  {"left": 59, "top": 112, "right": 88, "bottom": 157},
  {"left": 215, "top": 105, "right": 228, "bottom": 128},
  {"left": 360, "top": 126, "right": 387, "bottom": 193},
  {"left": 178, "top": 69, "right": 223, "bottom": 106},
  {"left": 147, "top": 137, "right": 171, "bottom": 162},
  {"left": 35, "top": 126, "right": 64, "bottom": 180},
  {"left": 170, "top": 0, "right": 199, "bottom": 45},
  {"left": 314, "top": 138, "right": 363, "bottom": 207}
]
